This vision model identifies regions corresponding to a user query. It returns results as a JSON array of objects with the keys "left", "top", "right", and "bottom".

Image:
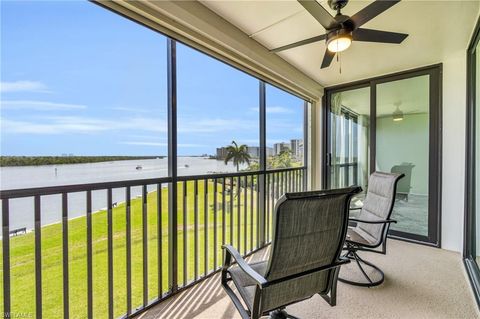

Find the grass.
[{"left": 0, "top": 180, "right": 264, "bottom": 318}]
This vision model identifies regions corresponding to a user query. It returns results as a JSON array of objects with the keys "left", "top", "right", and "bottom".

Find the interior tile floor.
[{"left": 136, "top": 240, "right": 478, "bottom": 319}]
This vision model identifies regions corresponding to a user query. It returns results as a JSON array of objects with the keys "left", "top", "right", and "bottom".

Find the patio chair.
[
  {"left": 339, "top": 171, "right": 404, "bottom": 287},
  {"left": 221, "top": 186, "right": 361, "bottom": 319}
]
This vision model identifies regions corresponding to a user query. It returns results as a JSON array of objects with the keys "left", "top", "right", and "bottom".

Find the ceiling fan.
[{"left": 271, "top": 0, "right": 408, "bottom": 69}]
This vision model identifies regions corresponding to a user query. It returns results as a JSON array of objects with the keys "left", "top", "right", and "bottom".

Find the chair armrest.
[
  {"left": 222, "top": 245, "right": 267, "bottom": 287},
  {"left": 266, "top": 257, "right": 350, "bottom": 287},
  {"left": 349, "top": 206, "right": 362, "bottom": 211},
  {"left": 348, "top": 218, "right": 397, "bottom": 224}
]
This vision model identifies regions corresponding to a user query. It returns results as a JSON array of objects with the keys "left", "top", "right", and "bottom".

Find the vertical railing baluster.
[
  {"left": 270, "top": 173, "right": 275, "bottom": 242},
  {"left": 86, "top": 191, "right": 93, "bottom": 319},
  {"left": 295, "top": 169, "right": 298, "bottom": 192},
  {"left": 183, "top": 181, "right": 188, "bottom": 286},
  {"left": 126, "top": 187, "right": 132, "bottom": 315},
  {"left": 194, "top": 180, "right": 198, "bottom": 280},
  {"left": 303, "top": 169, "right": 306, "bottom": 191},
  {"left": 285, "top": 171, "right": 288, "bottom": 193},
  {"left": 2, "top": 199, "right": 10, "bottom": 317},
  {"left": 287, "top": 171, "right": 290, "bottom": 192},
  {"left": 156, "top": 184, "right": 162, "bottom": 299},
  {"left": 250, "top": 175, "right": 254, "bottom": 253},
  {"left": 204, "top": 179, "right": 208, "bottom": 276},
  {"left": 230, "top": 177, "right": 234, "bottom": 245},
  {"left": 276, "top": 172, "right": 280, "bottom": 201},
  {"left": 142, "top": 185, "right": 149, "bottom": 306},
  {"left": 299, "top": 169, "right": 302, "bottom": 191},
  {"left": 265, "top": 174, "right": 273, "bottom": 241},
  {"left": 237, "top": 176, "right": 241, "bottom": 252},
  {"left": 62, "top": 193, "right": 69, "bottom": 319},
  {"left": 34, "top": 195, "right": 42, "bottom": 319},
  {"left": 243, "top": 175, "right": 248, "bottom": 255},
  {"left": 288, "top": 171, "right": 291, "bottom": 192},
  {"left": 221, "top": 178, "right": 226, "bottom": 261},
  {"left": 107, "top": 188, "right": 114, "bottom": 318},
  {"left": 285, "top": 171, "right": 290, "bottom": 193},
  {"left": 256, "top": 174, "right": 260, "bottom": 249},
  {"left": 213, "top": 178, "right": 218, "bottom": 270}
]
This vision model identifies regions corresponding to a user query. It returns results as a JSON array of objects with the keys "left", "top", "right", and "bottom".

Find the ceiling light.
[
  {"left": 393, "top": 104, "right": 404, "bottom": 121},
  {"left": 327, "top": 30, "right": 352, "bottom": 53}
]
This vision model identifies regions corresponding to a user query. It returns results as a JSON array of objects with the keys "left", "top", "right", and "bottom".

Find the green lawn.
[{"left": 0, "top": 180, "right": 266, "bottom": 318}]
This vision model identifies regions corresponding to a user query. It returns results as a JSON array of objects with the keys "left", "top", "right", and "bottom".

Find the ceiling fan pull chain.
[{"left": 339, "top": 52, "right": 342, "bottom": 74}]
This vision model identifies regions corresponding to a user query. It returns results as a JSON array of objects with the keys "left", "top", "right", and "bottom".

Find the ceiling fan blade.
[
  {"left": 321, "top": 49, "right": 336, "bottom": 69},
  {"left": 353, "top": 28, "right": 408, "bottom": 43},
  {"left": 271, "top": 34, "right": 327, "bottom": 52},
  {"left": 297, "top": 0, "right": 338, "bottom": 30},
  {"left": 350, "top": 0, "right": 401, "bottom": 28}
]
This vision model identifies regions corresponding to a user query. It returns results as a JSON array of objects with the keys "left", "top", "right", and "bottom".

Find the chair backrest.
[
  {"left": 265, "top": 187, "right": 361, "bottom": 282},
  {"left": 354, "top": 171, "right": 404, "bottom": 246}
]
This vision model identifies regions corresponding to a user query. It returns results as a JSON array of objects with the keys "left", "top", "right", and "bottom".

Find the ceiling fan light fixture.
[
  {"left": 393, "top": 105, "right": 404, "bottom": 121},
  {"left": 326, "top": 30, "right": 352, "bottom": 53}
]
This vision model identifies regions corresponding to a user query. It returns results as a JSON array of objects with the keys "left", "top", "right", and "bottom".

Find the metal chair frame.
[
  {"left": 339, "top": 173, "right": 404, "bottom": 287},
  {"left": 221, "top": 187, "right": 361, "bottom": 319}
]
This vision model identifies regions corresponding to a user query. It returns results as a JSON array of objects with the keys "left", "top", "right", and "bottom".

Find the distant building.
[
  {"left": 266, "top": 147, "right": 274, "bottom": 157},
  {"left": 216, "top": 147, "right": 228, "bottom": 160},
  {"left": 290, "top": 139, "right": 304, "bottom": 159},
  {"left": 273, "top": 142, "right": 291, "bottom": 155},
  {"left": 217, "top": 145, "right": 274, "bottom": 159},
  {"left": 290, "top": 139, "right": 300, "bottom": 157},
  {"left": 247, "top": 146, "right": 260, "bottom": 159},
  {"left": 247, "top": 146, "right": 274, "bottom": 158}
]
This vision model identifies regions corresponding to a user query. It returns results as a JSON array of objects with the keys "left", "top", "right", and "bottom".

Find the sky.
[{"left": 0, "top": 0, "right": 304, "bottom": 156}]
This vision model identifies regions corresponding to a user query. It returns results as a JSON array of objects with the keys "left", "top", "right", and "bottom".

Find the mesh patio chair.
[
  {"left": 339, "top": 171, "right": 404, "bottom": 287},
  {"left": 221, "top": 186, "right": 361, "bottom": 319}
]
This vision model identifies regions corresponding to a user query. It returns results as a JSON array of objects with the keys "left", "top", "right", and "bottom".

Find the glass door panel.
[
  {"left": 327, "top": 87, "right": 370, "bottom": 191},
  {"left": 375, "top": 75, "right": 430, "bottom": 237},
  {"left": 475, "top": 40, "right": 480, "bottom": 265}
]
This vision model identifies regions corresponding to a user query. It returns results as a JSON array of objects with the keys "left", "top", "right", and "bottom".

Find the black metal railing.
[{"left": 0, "top": 166, "right": 306, "bottom": 319}]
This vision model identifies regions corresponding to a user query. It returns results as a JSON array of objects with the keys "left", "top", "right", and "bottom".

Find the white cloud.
[
  {"left": 119, "top": 141, "right": 206, "bottom": 148},
  {"left": 119, "top": 141, "right": 167, "bottom": 146},
  {"left": 110, "top": 106, "right": 164, "bottom": 114},
  {"left": 249, "top": 106, "right": 294, "bottom": 114},
  {"left": 1, "top": 113, "right": 263, "bottom": 136},
  {"left": 1, "top": 100, "right": 87, "bottom": 111},
  {"left": 266, "top": 106, "right": 294, "bottom": 114},
  {"left": 1, "top": 81, "right": 50, "bottom": 93},
  {"left": 0, "top": 115, "right": 168, "bottom": 135},
  {"left": 178, "top": 118, "right": 257, "bottom": 133}
]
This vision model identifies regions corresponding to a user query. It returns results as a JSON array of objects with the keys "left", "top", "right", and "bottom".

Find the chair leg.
[
  {"left": 269, "top": 309, "right": 300, "bottom": 319},
  {"left": 338, "top": 249, "right": 385, "bottom": 287}
]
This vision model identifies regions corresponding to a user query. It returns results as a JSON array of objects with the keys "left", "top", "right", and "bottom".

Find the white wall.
[
  {"left": 441, "top": 50, "right": 468, "bottom": 252},
  {"left": 376, "top": 114, "right": 429, "bottom": 195}
]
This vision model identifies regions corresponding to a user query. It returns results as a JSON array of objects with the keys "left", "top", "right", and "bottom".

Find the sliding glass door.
[
  {"left": 326, "top": 86, "right": 370, "bottom": 191},
  {"left": 324, "top": 66, "right": 441, "bottom": 245},
  {"left": 464, "top": 18, "right": 480, "bottom": 308},
  {"left": 375, "top": 75, "right": 430, "bottom": 238}
]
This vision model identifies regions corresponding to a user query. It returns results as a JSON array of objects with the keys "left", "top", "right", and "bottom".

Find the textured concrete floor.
[{"left": 136, "top": 240, "right": 479, "bottom": 319}]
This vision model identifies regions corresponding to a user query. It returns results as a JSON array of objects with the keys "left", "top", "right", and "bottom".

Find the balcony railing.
[{"left": 0, "top": 166, "right": 306, "bottom": 318}]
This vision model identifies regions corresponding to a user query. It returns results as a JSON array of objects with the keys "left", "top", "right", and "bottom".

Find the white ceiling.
[{"left": 201, "top": 0, "right": 479, "bottom": 87}]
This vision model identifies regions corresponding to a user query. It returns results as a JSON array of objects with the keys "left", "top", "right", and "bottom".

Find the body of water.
[{"left": 0, "top": 157, "right": 246, "bottom": 231}]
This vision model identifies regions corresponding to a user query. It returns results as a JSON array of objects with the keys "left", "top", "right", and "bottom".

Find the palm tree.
[{"left": 224, "top": 140, "right": 251, "bottom": 172}]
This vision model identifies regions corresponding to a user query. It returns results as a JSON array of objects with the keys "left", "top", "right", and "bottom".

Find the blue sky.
[{"left": 1, "top": 0, "right": 304, "bottom": 156}]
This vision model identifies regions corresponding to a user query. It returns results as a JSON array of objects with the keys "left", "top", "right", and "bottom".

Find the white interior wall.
[{"left": 442, "top": 49, "right": 468, "bottom": 252}]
